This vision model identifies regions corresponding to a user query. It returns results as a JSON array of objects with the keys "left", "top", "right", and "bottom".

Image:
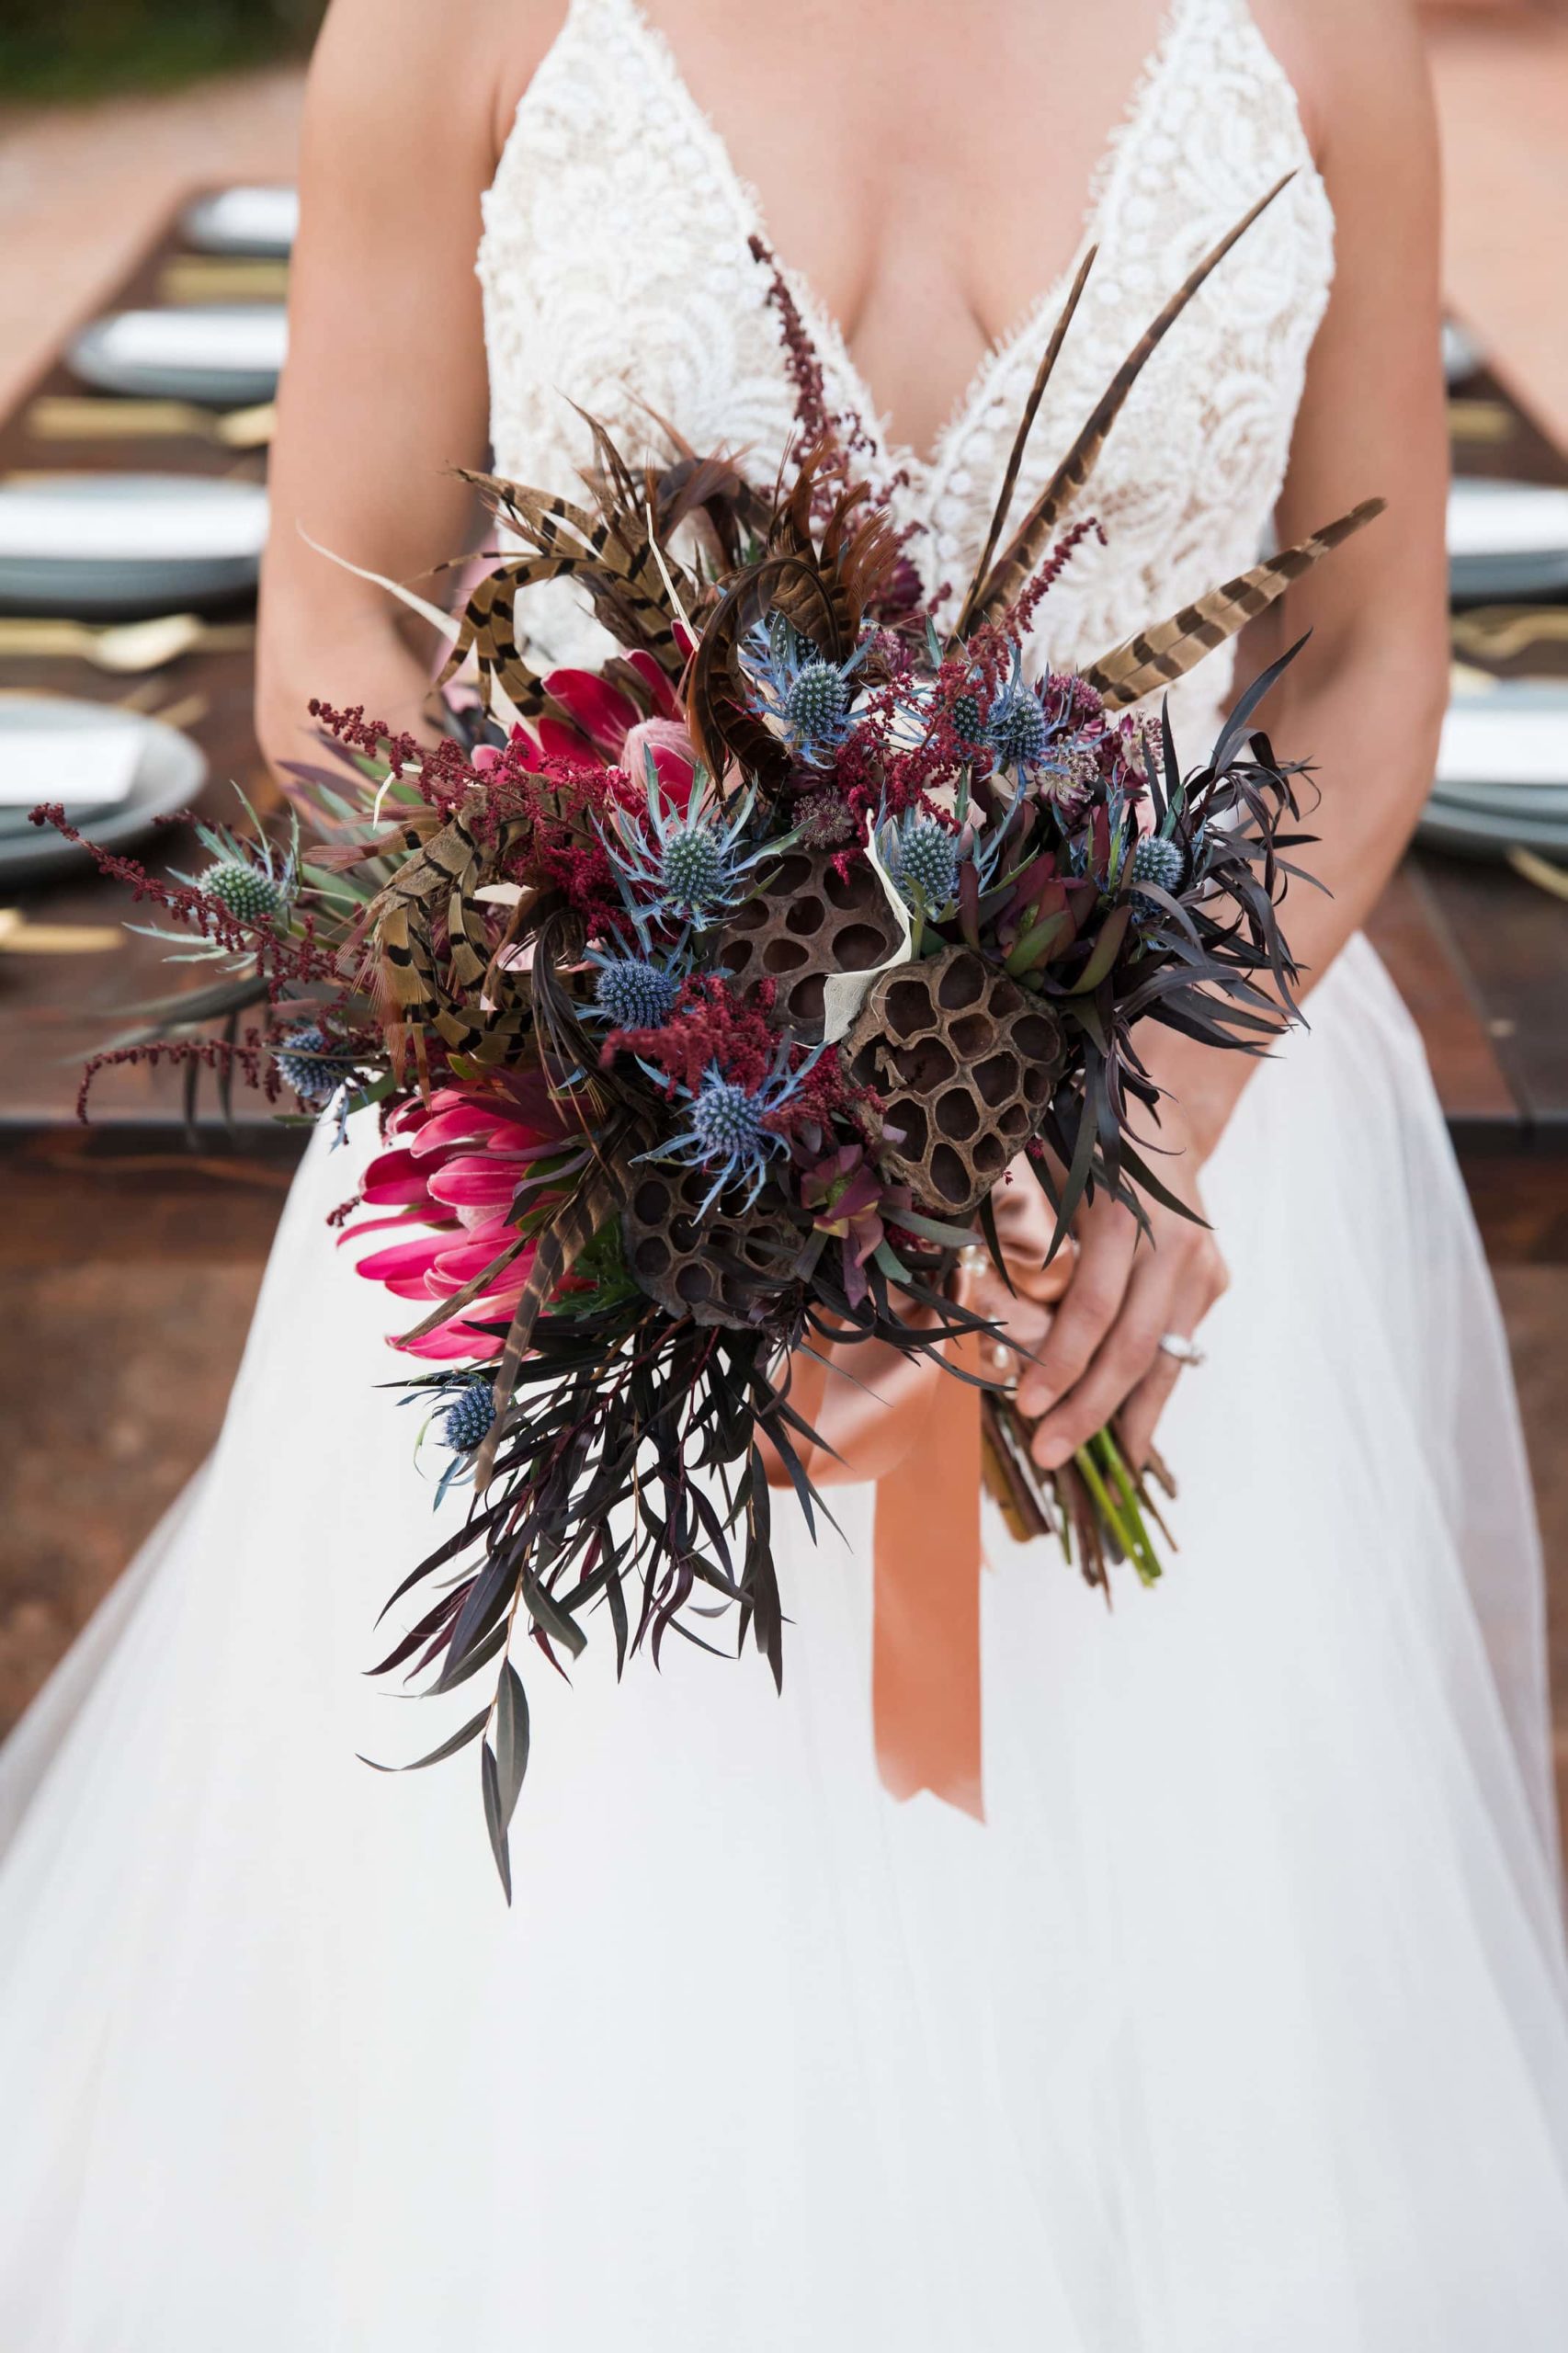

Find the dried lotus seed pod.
[
  {"left": 621, "top": 1166, "right": 805, "bottom": 1330},
  {"left": 713, "top": 849, "right": 903, "bottom": 1042},
  {"left": 847, "top": 947, "right": 1064, "bottom": 1220}
]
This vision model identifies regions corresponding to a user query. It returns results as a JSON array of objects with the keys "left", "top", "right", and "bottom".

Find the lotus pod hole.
[
  {"left": 622, "top": 1166, "right": 803, "bottom": 1329},
  {"left": 714, "top": 850, "right": 903, "bottom": 1041},
  {"left": 848, "top": 946, "right": 1066, "bottom": 1220}
]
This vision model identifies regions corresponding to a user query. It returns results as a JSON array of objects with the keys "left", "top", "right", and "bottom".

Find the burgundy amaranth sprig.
[
  {"left": 75, "top": 1029, "right": 275, "bottom": 1125},
  {"left": 749, "top": 234, "right": 877, "bottom": 481},
  {"left": 606, "top": 972, "right": 781, "bottom": 1096},
  {"left": 1006, "top": 516, "right": 1108, "bottom": 639},
  {"left": 307, "top": 701, "right": 489, "bottom": 821},
  {"left": 28, "top": 804, "right": 339, "bottom": 986},
  {"left": 607, "top": 973, "right": 878, "bottom": 1145},
  {"left": 831, "top": 628, "right": 1017, "bottom": 833}
]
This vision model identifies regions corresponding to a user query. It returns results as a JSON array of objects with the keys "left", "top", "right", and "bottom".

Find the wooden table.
[{"left": 2, "top": 204, "right": 1565, "bottom": 1267}]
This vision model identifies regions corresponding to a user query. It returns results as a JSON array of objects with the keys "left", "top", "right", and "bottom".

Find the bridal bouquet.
[{"left": 39, "top": 178, "right": 1379, "bottom": 1889}]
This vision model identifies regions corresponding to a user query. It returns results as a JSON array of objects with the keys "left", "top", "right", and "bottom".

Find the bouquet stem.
[{"left": 981, "top": 1393, "right": 1174, "bottom": 1594}]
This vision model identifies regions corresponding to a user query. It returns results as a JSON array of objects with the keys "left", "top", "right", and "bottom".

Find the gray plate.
[
  {"left": 1430, "top": 779, "right": 1568, "bottom": 824},
  {"left": 1417, "top": 796, "right": 1568, "bottom": 859},
  {"left": 67, "top": 305, "right": 286, "bottom": 406},
  {"left": 180, "top": 186, "right": 299, "bottom": 259},
  {"left": 0, "top": 696, "right": 208, "bottom": 884},
  {"left": 0, "top": 474, "right": 267, "bottom": 618}
]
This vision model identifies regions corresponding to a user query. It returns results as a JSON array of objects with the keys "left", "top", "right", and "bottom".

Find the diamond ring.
[{"left": 1158, "top": 1332, "right": 1206, "bottom": 1369}]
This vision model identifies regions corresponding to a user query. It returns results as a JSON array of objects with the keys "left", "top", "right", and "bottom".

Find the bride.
[{"left": 4, "top": 0, "right": 1567, "bottom": 2342}]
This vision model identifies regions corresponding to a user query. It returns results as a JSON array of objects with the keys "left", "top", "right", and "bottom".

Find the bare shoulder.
[
  {"left": 1250, "top": 0, "right": 1434, "bottom": 164},
  {"left": 305, "top": 0, "right": 569, "bottom": 164}
]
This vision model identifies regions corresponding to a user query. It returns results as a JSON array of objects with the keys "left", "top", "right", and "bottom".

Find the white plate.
[
  {"left": 1442, "top": 320, "right": 1483, "bottom": 387},
  {"left": 68, "top": 304, "right": 288, "bottom": 406},
  {"left": 0, "top": 696, "right": 208, "bottom": 881},
  {"left": 1421, "top": 681, "right": 1568, "bottom": 854},
  {"left": 0, "top": 474, "right": 267, "bottom": 617},
  {"left": 180, "top": 186, "right": 299, "bottom": 258},
  {"left": 1449, "top": 477, "right": 1568, "bottom": 601},
  {"left": 1438, "top": 692, "right": 1568, "bottom": 792}
]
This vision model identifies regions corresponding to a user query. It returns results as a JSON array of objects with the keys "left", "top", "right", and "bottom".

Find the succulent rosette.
[{"left": 46, "top": 180, "right": 1382, "bottom": 1892}]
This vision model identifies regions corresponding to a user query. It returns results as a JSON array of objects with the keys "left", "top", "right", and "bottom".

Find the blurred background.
[{"left": 1, "top": 0, "right": 1564, "bottom": 1824}]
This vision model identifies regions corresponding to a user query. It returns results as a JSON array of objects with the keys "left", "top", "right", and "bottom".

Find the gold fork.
[
  {"left": 0, "top": 905, "right": 123, "bottom": 955},
  {"left": 1452, "top": 608, "right": 1568, "bottom": 663},
  {"left": 24, "top": 396, "right": 276, "bottom": 450},
  {"left": 0, "top": 613, "right": 255, "bottom": 673},
  {"left": 157, "top": 256, "right": 290, "bottom": 305}
]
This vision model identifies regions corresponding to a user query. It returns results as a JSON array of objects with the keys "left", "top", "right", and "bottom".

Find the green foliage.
[
  {"left": 0, "top": 0, "right": 324, "bottom": 102},
  {"left": 547, "top": 1221, "right": 642, "bottom": 1322}
]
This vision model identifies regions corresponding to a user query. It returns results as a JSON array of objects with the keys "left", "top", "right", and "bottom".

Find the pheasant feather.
[
  {"left": 1082, "top": 497, "right": 1387, "bottom": 707},
  {"left": 970, "top": 173, "right": 1298, "bottom": 625}
]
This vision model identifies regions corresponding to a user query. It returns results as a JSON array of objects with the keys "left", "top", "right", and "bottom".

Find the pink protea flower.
[
  {"left": 472, "top": 662, "right": 698, "bottom": 810},
  {"left": 344, "top": 1076, "right": 574, "bottom": 1360}
]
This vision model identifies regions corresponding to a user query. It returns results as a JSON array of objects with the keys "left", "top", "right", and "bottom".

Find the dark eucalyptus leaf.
[
  {"left": 481, "top": 1742, "right": 514, "bottom": 1905},
  {"left": 494, "top": 1662, "right": 530, "bottom": 1829}
]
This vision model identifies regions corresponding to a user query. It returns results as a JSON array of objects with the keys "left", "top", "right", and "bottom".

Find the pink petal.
[
  {"left": 623, "top": 649, "right": 682, "bottom": 721},
  {"left": 407, "top": 1103, "right": 506, "bottom": 1158},
  {"left": 360, "top": 1148, "right": 436, "bottom": 1207},
  {"left": 534, "top": 715, "right": 597, "bottom": 763},
  {"left": 434, "top": 1235, "right": 536, "bottom": 1285},
  {"left": 542, "top": 667, "right": 640, "bottom": 755},
  {"left": 427, "top": 1158, "right": 521, "bottom": 1211},
  {"left": 337, "top": 1211, "right": 443, "bottom": 1250},
  {"left": 393, "top": 1324, "right": 505, "bottom": 1363},
  {"left": 354, "top": 1234, "right": 452, "bottom": 1290}
]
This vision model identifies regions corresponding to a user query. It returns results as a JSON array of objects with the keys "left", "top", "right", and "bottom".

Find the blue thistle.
[
  {"left": 203, "top": 857, "right": 285, "bottom": 924},
  {"left": 603, "top": 771, "right": 778, "bottom": 929},
  {"left": 986, "top": 648, "right": 1064, "bottom": 776},
  {"left": 440, "top": 1379, "right": 494, "bottom": 1455},
  {"left": 741, "top": 614, "right": 871, "bottom": 764},
  {"left": 989, "top": 689, "right": 1049, "bottom": 770},
  {"left": 271, "top": 1022, "right": 346, "bottom": 1104},
  {"left": 1131, "top": 834, "right": 1185, "bottom": 919},
  {"left": 888, "top": 813, "right": 960, "bottom": 915},
  {"left": 687, "top": 1072, "right": 767, "bottom": 1166},
  {"left": 593, "top": 955, "right": 679, "bottom": 1030},
  {"left": 145, "top": 789, "right": 300, "bottom": 966},
  {"left": 782, "top": 660, "right": 849, "bottom": 749},
  {"left": 637, "top": 1040, "right": 821, "bottom": 1215},
  {"left": 659, "top": 823, "right": 726, "bottom": 918},
  {"left": 949, "top": 690, "right": 985, "bottom": 746}
]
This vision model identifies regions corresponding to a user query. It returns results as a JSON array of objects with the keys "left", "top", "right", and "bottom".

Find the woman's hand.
[{"left": 1012, "top": 1104, "right": 1228, "bottom": 1473}]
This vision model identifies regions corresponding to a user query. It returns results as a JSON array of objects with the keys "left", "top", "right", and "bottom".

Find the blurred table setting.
[{"left": 0, "top": 192, "right": 1563, "bottom": 1265}]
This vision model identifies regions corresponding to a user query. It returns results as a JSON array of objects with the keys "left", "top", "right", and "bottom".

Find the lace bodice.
[{"left": 477, "top": 0, "right": 1335, "bottom": 749}]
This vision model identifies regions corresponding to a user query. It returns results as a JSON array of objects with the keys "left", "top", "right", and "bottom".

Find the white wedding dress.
[{"left": 4, "top": 1, "right": 1568, "bottom": 2344}]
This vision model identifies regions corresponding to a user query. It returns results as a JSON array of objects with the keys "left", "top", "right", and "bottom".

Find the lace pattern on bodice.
[{"left": 477, "top": 0, "right": 1335, "bottom": 749}]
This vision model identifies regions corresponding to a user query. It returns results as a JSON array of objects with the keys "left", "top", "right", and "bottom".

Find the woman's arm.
[
  {"left": 1017, "top": 0, "right": 1449, "bottom": 1470},
  {"left": 256, "top": 0, "right": 561, "bottom": 773}
]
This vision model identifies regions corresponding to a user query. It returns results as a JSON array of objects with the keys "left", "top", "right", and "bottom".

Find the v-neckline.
[{"left": 602, "top": 0, "right": 1196, "bottom": 481}]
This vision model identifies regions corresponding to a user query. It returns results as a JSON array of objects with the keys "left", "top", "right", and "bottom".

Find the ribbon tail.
[{"left": 871, "top": 1342, "right": 986, "bottom": 1822}]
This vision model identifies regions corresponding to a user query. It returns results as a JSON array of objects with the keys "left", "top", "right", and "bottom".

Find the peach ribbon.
[
  {"left": 869, "top": 1337, "right": 986, "bottom": 1820},
  {"left": 767, "top": 1338, "right": 987, "bottom": 1823}
]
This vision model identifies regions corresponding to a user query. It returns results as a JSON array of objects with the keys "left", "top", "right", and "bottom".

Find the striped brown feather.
[
  {"left": 955, "top": 244, "right": 1098, "bottom": 637},
  {"left": 473, "top": 1170, "right": 623, "bottom": 1494},
  {"left": 971, "top": 174, "right": 1298, "bottom": 626},
  {"left": 1082, "top": 497, "right": 1386, "bottom": 708},
  {"left": 444, "top": 849, "right": 490, "bottom": 995}
]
